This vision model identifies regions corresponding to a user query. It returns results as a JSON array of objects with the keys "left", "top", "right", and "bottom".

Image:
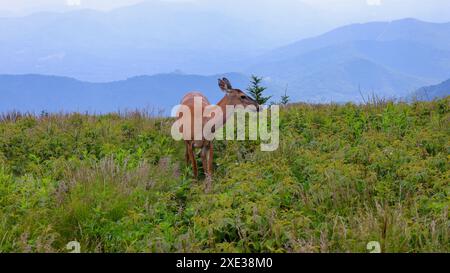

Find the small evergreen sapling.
[
  {"left": 280, "top": 86, "right": 290, "bottom": 105},
  {"left": 247, "top": 75, "right": 271, "bottom": 105}
]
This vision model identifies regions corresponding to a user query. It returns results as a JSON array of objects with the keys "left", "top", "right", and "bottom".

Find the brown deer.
[{"left": 177, "top": 78, "right": 259, "bottom": 190}]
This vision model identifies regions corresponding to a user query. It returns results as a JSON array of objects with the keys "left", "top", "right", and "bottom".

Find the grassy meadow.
[{"left": 0, "top": 97, "right": 449, "bottom": 253}]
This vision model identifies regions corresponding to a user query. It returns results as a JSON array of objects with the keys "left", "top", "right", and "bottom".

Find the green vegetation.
[
  {"left": 280, "top": 87, "right": 290, "bottom": 106},
  {"left": 247, "top": 75, "right": 272, "bottom": 105},
  {"left": 0, "top": 98, "right": 449, "bottom": 253}
]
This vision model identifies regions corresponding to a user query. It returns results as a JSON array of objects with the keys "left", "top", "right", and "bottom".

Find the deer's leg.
[
  {"left": 187, "top": 142, "right": 198, "bottom": 178},
  {"left": 201, "top": 145, "right": 208, "bottom": 177},
  {"left": 208, "top": 142, "right": 213, "bottom": 177},
  {"left": 203, "top": 142, "right": 213, "bottom": 192},
  {"left": 185, "top": 141, "right": 190, "bottom": 164}
]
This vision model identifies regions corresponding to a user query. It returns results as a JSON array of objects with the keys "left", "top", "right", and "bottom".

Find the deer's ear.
[
  {"left": 218, "top": 78, "right": 231, "bottom": 93},
  {"left": 222, "top": 78, "right": 232, "bottom": 89}
]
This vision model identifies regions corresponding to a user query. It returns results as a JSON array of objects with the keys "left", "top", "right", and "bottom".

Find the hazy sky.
[
  {"left": 1, "top": 0, "right": 450, "bottom": 21},
  {"left": 0, "top": 0, "right": 143, "bottom": 13},
  {"left": 1, "top": 0, "right": 449, "bottom": 43}
]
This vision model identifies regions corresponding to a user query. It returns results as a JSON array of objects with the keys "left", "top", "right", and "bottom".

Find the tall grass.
[{"left": 0, "top": 97, "right": 448, "bottom": 252}]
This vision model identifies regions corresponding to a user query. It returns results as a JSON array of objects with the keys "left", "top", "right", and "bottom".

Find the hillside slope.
[{"left": 0, "top": 97, "right": 448, "bottom": 252}]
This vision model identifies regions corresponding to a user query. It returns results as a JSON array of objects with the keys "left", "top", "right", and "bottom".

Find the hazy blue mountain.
[
  {"left": 259, "top": 18, "right": 450, "bottom": 61},
  {"left": 413, "top": 79, "right": 450, "bottom": 100},
  {"left": 0, "top": 73, "right": 253, "bottom": 114},
  {"left": 2, "top": 11, "right": 450, "bottom": 105},
  {"left": 247, "top": 19, "right": 450, "bottom": 102},
  {"left": 0, "top": 1, "right": 297, "bottom": 82}
]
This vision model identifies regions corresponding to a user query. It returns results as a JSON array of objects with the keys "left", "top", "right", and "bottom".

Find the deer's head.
[{"left": 218, "top": 78, "right": 260, "bottom": 111}]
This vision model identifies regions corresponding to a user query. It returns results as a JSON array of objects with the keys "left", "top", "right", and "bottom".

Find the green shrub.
[{"left": 0, "top": 98, "right": 448, "bottom": 253}]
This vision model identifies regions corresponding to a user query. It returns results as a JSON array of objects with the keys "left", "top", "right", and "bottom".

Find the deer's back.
[{"left": 181, "top": 92, "right": 210, "bottom": 106}]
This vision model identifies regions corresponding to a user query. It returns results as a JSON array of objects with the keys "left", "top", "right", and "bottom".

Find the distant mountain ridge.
[
  {"left": 0, "top": 1, "right": 295, "bottom": 82},
  {"left": 0, "top": 73, "right": 252, "bottom": 114},
  {"left": 246, "top": 18, "right": 450, "bottom": 102},
  {"left": 1, "top": 15, "right": 450, "bottom": 107},
  {"left": 262, "top": 18, "right": 450, "bottom": 60},
  {"left": 414, "top": 79, "right": 450, "bottom": 100}
]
